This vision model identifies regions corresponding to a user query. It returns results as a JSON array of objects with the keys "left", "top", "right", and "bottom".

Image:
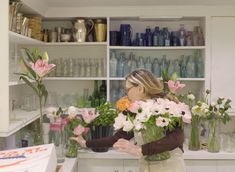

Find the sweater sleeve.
[
  {"left": 141, "top": 127, "right": 184, "bottom": 156},
  {"left": 86, "top": 129, "right": 134, "bottom": 148}
]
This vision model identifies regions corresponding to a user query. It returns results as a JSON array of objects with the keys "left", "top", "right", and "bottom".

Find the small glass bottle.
[
  {"left": 152, "top": 26, "right": 160, "bottom": 46},
  {"left": 178, "top": 24, "right": 186, "bottom": 46}
]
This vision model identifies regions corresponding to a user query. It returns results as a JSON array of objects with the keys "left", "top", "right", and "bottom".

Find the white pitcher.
[{"left": 73, "top": 19, "right": 87, "bottom": 42}]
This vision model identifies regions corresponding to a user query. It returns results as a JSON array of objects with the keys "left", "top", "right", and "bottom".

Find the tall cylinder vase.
[
  {"left": 207, "top": 118, "right": 220, "bottom": 153},
  {"left": 188, "top": 115, "right": 201, "bottom": 151}
]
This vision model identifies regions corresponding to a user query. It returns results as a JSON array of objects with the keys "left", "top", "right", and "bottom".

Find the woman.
[{"left": 72, "top": 69, "right": 186, "bottom": 172}]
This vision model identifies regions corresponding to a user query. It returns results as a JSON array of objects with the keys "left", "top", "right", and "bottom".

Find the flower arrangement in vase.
[
  {"left": 191, "top": 90, "right": 232, "bottom": 152},
  {"left": 18, "top": 48, "right": 56, "bottom": 145},
  {"left": 114, "top": 97, "right": 192, "bottom": 161}
]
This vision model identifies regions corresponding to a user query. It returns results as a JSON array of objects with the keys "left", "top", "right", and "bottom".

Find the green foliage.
[{"left": 91, "top": 102, "right": 118, "bottom": 126}]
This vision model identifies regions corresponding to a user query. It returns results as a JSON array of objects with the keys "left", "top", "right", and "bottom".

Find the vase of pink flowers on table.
[{"left": 65, "top": 106, "right": 97, "bottom": 158}]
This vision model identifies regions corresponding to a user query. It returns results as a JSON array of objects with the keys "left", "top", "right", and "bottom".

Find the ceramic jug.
[
  {"left": 94, "top": 19, "right": 107, "bottom": 42},
  {"left": 73, "top": 19, "right": 86, "bottom": 42}
]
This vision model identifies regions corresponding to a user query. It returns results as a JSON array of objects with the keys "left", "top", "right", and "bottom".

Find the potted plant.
[{"left": 89, "top": 102, "right": 117, "bottom": 152}]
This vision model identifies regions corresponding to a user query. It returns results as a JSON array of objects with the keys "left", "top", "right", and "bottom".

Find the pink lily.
[
  {"left": 31, "top": 59, "right": 56, "bottom": 78},
  {"left": 167, "top": 80, "right": 185, "bottom": 94}
]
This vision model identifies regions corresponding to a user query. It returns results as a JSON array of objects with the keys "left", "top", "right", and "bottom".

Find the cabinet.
[
  {"left": 108, "top": 17, "right": 207, "bottom": 102},
  {"left": 211, "top": 17, "right": 235, "bottom": 112},
  {"left": 1, "top": 1, "right": 209, "bottom": 137}
]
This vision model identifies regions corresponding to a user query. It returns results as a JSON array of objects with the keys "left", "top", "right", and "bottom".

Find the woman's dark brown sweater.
[{"left": 86, "top": 127, "right": 184, "bottom": 156}]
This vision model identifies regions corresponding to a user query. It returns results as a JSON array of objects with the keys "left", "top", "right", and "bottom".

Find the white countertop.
[
  {"left": 77, "top": 148, "right": 235, "bottom": 160},
  {"left": 58, "top": 158, "right": 78, "bottom": 172}
]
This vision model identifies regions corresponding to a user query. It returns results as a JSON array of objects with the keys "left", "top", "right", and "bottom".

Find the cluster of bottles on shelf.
[
  {"left": 48, "top": 57, "right": 106, "bottom": 77},
  {"left": 47, "top": 80, "right": 107, "bottom": 108},
  {"left": 77, "top": 80, "right": 107, "bottom": 108},
  {"left": 110, "top": 24, "right": 204, "bottom": 46},
  {"left": 110, "top": 51, "right": 204, "bottom": 78}
]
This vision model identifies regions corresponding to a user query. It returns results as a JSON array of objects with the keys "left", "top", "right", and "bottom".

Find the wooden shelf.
[
  {"left": 0, "top": 109, "right": 40, "bottom": 137},
  {"left": 44, "top": 42, "right": 107, "bottom": 46},
  {"left": 109, "top": 77, "right": 205, "bottom": 81}
]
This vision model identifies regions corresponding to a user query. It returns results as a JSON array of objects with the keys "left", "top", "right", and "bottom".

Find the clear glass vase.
[
  {"left": 207, "top": 118, "right": 220, "bottom": 153},
  {"left": 141, "top": 125, "right": 170, "bottom": 161},
  {"left": 66, "top": 140, "right": 78, "bottom": 158},
  {"left": 49, "top": 122, "right": 65, "bottom": 163},
  {"left": 188, "top": 115, "right": 201, "bottom": 151}
]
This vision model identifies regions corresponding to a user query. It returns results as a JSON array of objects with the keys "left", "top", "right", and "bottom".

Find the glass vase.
[
  {"left": 49, "top": 121, "right": 65, "bottom": 163},
  {"left": 188, "top": 115, "right": 201, "bottom": 151},
  {"left": 207, "top": 118, "right": 220, "bottom": 153},
  {"left": 66, "top": 140, "right": 78, "bottom": 158},
  {"left": 141, "top": 125, "right": 170, "bottom": 161}
]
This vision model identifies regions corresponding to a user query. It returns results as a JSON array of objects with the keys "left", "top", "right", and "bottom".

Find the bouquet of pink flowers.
[{"left": 114, "top": 98, "right": 191, "bottom": 132}]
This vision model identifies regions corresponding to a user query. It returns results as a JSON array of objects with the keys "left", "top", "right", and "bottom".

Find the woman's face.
[{"left": 125, "top": 80, "right": 148, "bottom": 102}]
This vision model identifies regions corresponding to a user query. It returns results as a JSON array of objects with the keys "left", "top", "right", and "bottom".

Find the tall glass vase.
[
  {"left": 34, "top": 96, "right": 44, "bottom": 145},
  {"left": 141, "top": 125, "right": 170, "bottom": 161},
  {"left": 188, "top": 115, "right": 201, "bottom": 151},
  {"left": 207, "top": 118, "right": 220, "bottom": 153}
]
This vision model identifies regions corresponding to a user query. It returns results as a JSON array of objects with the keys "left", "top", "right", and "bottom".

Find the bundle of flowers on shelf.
[{"left": 18, "top": 48, "right": 56, "bottom": 144}]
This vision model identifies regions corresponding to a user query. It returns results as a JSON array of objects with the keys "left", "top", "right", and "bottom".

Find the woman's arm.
[
  {"left": 86, "top": 129, "right": 134, "bottom": 148},
  {"left": 141, "top": 127, "right": 184, "bottom": 156}
]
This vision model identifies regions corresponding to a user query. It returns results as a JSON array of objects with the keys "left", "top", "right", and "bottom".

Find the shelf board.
[
  {"left": 45, "top": 77, "right": 107, "bottom": 81},
  {"left": 109, "top": 46, "right": 206, "bottom": 50},
  {"left": 44, "top": 42, "right": 107, "bottom": 46},
  {"left": 0, "top": 109, "right": 40, "bottom": 137},
  {"left": 109, "top": 77, "right": 205, "bottom": 81},
  {"left": 9, "top": 31, "right": 43, "bottom": 45},
  {"left": 78, "top": 148, "right": 235, "bottom": 160},
  {"left": 9, "top": 31, "right": 107, "bottom": 46}
]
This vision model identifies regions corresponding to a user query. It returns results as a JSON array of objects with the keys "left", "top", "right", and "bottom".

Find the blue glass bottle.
[
  {"left": 180, "top": 55, "right": 187, "bottom": 78},
  {"left": 137, "top": 56, "right": 145, "bottom": 69},
  {"left": 110, "top": 51, "right": 117, "bottom": 77},
  {"left": 163, "top": 27, "right": 170, "bottom": 46},
  {"left": 186, "top": 55, "right": 196, "bottom": 78},
  {"left": 195, "top": 51, "right": 204, "bottom": 78},
  {"left": 152, "top": 26, "right": 160, "bottom": 46},
  {"left": 160, "top": 55, "right": 168, "bottom": 75},
  {"left": 117, "top": 53, "right": 125, "bottom": 77},
  {"left": 145, "top": 26, "right": 152, "bottom": 46},
  {"left": 145, "top": 56, "right": 152, "bottom": 72},
  {"left": 159, "top": 30, "right": 164, "bottom": 46},
  {"left": 129, "top": 52, "right": 137, "bottom": 72},
  {"left": 153, "top": 58, "right": 161, "bottom": 77},
  {"left": 178, "top": 24, "right": 186, "bottom": 46}
]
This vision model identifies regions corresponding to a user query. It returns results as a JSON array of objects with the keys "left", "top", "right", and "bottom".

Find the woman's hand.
[
  {"left": 70, "top": 135, "right": 87, "bottom": 148},
  {"left": 113, "top": 138, "right": 142, "bottom": 157}
]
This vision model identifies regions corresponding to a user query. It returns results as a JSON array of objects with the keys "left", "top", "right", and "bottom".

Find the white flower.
[
  {"left": 113, "top": 113, "right": 127, "bottom": 130},
  {"left": 133, "top": 119, "right": 144, "bottom": 131},
  {"left": 156, "top": 117, "right": 170, "bottom": 127},
  {"left": 123, "top": 119, "right": 134, "bottom": 132},
  {"left": 187, "top": 94, "right": 195, "bottom": 101},
  {"left": 68, "top": 106, "right": 78, "bottom": 118},
  {"left": 46, "top": 107, "right": 58, "bottom": 122}
]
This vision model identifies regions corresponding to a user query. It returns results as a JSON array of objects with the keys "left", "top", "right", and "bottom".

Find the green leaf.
[
  {"left": 24, "top": 48, "right": 36, "bottom": 63},
  {"left": 21, "top": 57, "right": 37, "bottom": 79},
  {"left": 33, "top": 48, "right": 39, "bottom": 61},
  {"left": 15, "top": 72, "right": 34, "bottom": 80},
  {"left": 19, "top": 76, "right": 39, "bottom": 96}
]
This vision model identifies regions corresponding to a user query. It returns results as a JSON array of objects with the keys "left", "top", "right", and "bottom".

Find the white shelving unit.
[{"left": 0, "top": 109, "right": 40, "bottom": 137}]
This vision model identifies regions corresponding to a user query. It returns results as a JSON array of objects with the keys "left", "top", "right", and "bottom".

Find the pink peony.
[
  {"left": 31, "top": 59, "right": 56, "bottom": 78},
  {"left": 81, "top": 108, "right": 97, "bottom": 124},
  {"left": 167, "top": 80, "right": 185, "bottom": 94},
  {"left": 73, "top": 124, "right": 85, "bottom": 136}
]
